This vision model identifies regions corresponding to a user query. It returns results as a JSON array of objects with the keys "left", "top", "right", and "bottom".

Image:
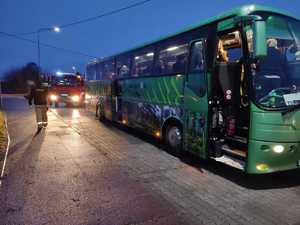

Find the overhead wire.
[
  {"left": 0, "top": 31, "right": 98, "bottom": 58},
  {"left": 0, "top": 0, "right": 153, "bottom": 65},
  {"left": 17, "top": 0, "right": 152, "bottom": 35}
]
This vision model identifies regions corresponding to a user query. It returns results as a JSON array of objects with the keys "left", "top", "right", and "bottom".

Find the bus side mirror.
[{"left": 253, "top": 20, "right": 267, "bottom": 58}]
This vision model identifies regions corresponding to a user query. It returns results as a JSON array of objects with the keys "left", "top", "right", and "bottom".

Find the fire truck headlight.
[
  {"left": 50, "top": 94, "right": 58, "bottom": 101},
  {"left": 72, "top": 95, "right": 80, "bottom": 102}
]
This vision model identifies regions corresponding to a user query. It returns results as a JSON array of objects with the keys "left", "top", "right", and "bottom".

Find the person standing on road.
[{"left": 28, "top": 81, "right": 49, "bottom": 130}]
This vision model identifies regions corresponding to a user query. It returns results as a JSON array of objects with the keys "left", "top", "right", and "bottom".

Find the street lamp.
[{"left": 37, "top": 26, "right": 60, "bottom": 69}]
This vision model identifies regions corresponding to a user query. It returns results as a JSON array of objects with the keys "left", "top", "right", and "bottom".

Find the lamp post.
[{"left": 37, "top": 26, "right": 60, "bottom": 69}]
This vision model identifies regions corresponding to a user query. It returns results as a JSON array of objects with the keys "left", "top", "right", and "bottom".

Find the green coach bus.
[{"left": 86, "top": 5, "right": 300, "bottom": 174}]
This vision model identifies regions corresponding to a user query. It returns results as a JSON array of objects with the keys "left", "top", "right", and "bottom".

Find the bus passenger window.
[
  {"left": 117, "top": 55, "right": 131, "bottom": 78},
  {"left": 132, "top": 50, "right": 154, "bottom": 77},
  {"left": 187, "top": 40, "right": 206, "bottom": 97},
  {"left": 103, "top": 60, "right": 116, "bottom": 80},
  {"left": 157, "top": 43, "right": 188, "bottom": 75},
  {"left": 86, "top": 63, "right": 97, "bottom": 81},
  {"left": 96, "top": 63, "right": 103, "bottom": 80},
  {"left": 190, "top": 41, "right": 205, "bottom": 73}
]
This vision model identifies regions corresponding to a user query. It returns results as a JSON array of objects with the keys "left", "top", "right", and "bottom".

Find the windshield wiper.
[{"left": 282, "top": 104, "right": 300, "bottom": 116}]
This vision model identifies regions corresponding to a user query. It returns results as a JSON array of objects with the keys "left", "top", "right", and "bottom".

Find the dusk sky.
[{"left": 1, "top": 0, "right": 300, "bottom": 76}]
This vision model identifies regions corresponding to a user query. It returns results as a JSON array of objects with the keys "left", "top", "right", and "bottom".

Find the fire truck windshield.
[{"left": 54, "top": 75, "right": 83, "bottom": 87}]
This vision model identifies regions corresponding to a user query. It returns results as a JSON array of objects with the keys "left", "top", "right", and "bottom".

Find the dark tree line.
[{"left": 1, "top": 63, "right": 41, "bottom": 94}]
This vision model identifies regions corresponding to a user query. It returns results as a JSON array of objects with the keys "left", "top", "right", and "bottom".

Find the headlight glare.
[
  {"left": 72, "top": 95, "right": 80, "bottom": 102},
  {"left": 50, "top": 94, "right": 58, "bottom": 101}
]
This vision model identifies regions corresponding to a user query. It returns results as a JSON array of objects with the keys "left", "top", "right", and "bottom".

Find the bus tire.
[{"left": 164, "top": 123, "right": 182, "bottom": 154}]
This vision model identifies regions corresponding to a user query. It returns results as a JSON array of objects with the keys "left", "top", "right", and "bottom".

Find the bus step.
[
  {"left": 221, "top": 144, "right": 246, "bottom": 159},
  {"left": 239, "top": 126, "right": 248, "bottom": 131},
  {"left": 225, "top": 135, "right": 247, "bottom": 145},
  {"left": 214, "top": 155, "right": 245, "bottom": 171}
]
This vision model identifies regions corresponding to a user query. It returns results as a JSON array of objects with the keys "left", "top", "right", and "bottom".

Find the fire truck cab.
[{"left": 49, "top": 73, "right": 85, "bottom": 107}]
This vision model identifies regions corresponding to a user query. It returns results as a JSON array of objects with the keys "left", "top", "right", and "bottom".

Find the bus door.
[
  {"left": 111, "top": 79, "right": 122, "bottom": 122},
  {"left": 183, "top": 39, "right": 208, "bottom": 158}
]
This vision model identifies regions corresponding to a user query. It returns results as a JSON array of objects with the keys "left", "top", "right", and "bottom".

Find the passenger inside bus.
[
  {"left": 254, "top": 38, "right": 288, "bottom": 101},
  {"left": 259, "top": 38, "right": 286, "bottom": 76}
]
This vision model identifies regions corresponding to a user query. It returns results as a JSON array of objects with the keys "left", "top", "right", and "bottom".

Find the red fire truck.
[{"left": 48, "top": 73, "right": 85, "bottom": 107}]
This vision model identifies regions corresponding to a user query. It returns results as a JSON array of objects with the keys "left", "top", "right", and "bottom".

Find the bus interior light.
[
  {"left": 167, "top": 46, "right": 179, "bottom": 52},
  {"left": 146, "top": 52, "right": 154, "bottom": 57}
]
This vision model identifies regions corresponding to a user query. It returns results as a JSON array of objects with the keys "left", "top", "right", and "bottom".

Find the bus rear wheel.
[{"left": 165, "top": 124, "right": 182, "bottom": 153}]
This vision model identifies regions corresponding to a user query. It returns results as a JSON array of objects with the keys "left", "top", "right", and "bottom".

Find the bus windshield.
[
  {"left": 250, "top": 14, "right": 300, "bottom": 109},
  {"left": 54, "top": 75, "right": 83, "bottom": 87}
]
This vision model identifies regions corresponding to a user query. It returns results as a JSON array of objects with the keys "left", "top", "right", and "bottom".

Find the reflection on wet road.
[
  {"left": 52, "top": 104, "right": 300, "bottom": 225},
  {"left": 1, "top": 97, "right": 300, "bottom": 225}
]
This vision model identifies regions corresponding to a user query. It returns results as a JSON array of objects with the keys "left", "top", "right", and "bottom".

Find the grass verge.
[{"left": 0, "top": 111, "right": 8, "bottom": 161}]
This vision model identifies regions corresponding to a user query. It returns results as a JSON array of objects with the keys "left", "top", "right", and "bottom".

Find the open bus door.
[
  {"left": 111, "top": 79, "right": 122, "bottom": 122},
  {"left": 183, "top": 39, "right": 208, "bottom": 158}
]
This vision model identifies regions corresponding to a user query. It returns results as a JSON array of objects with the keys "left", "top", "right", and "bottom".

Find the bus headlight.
[
  {"left": 273, "top": 145, "right": 284, "bottom": 153},
  {"left": 50, "top": 94, "right": 58, "bottom": 101},
  {"left": 72, "top": 95, "right": 80, "bottom": 102}
]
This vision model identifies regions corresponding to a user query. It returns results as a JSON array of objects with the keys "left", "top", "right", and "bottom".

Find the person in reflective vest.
[{"left": 28, "top": 81, "right": 49, "bottom": 131}]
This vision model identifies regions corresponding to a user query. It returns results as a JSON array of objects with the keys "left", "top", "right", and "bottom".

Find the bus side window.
[
  {"left": 189, "top": 41, "right": 205, "bottom": 73},
  {"left": 156, "top": 42, "right": 188, "bottom": 75},
  {"left": 188, "top": 40, "right": 206, "bottom": 97},
  {"left": 96, "top": 63, "right": 103, "bottom": 80},
  {"left": 117, "top": 54, "right": 131, "bottom": 78},
  {"left": 132, "top": 49, "right": 154, "bottom": 77},
  {"left": 103, "top": 60, "right": 116, "bottom": 80}
]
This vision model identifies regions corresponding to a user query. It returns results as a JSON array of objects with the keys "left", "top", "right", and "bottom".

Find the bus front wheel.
[{"left": 165, "top": 124, "right": 182, "bottom": 154}]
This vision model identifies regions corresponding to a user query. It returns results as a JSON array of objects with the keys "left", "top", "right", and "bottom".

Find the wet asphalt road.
[
  {"left": 1, "top": 96, "right": 300, "bottom": 225},
  {"left": 0, "top": 97, "right": 185, "bottom": 225}
]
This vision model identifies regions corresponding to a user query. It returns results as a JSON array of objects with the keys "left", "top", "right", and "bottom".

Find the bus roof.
[{"left": 87, "top": 4, "right": 299, "bottom": 66}]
